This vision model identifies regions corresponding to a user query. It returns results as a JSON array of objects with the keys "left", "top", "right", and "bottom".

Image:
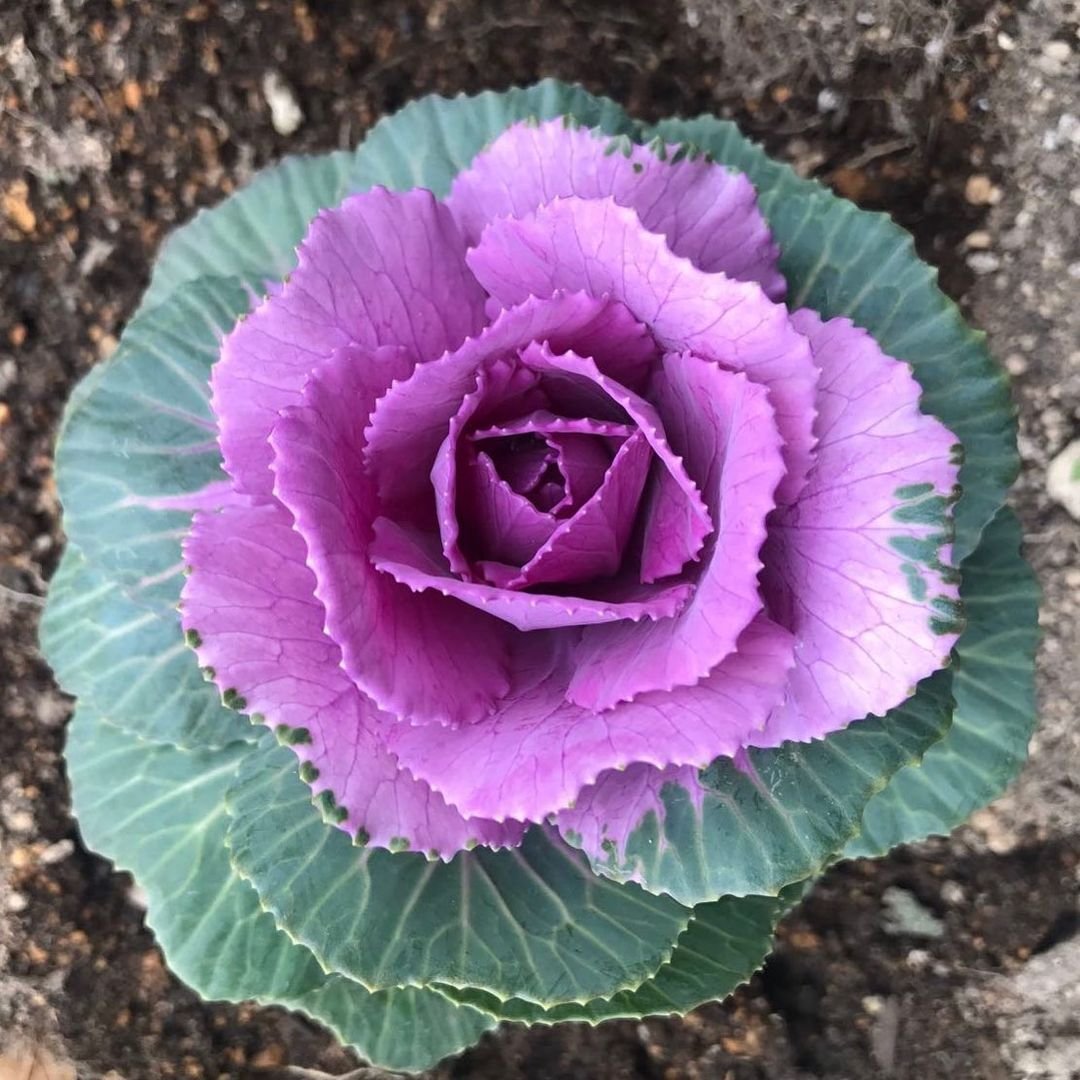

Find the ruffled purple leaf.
[
  {"left": 369, "top": 517, "right": 693, "bottom": 631},
  {"left": 270, "top": 343, "right": 515, "bottom": 728},
  {"left": 459, "top": 451, "right": 559, "bottom": 567},
  {"left": 479, "top": 429, "right": 651, "bottom": 590},
  {"left": 386, "top": 614, "right": 794, "bottom": 823},
  {"left": 180, "top": 501, "right": 522, "bottom": 855},
  {"left": 364, "top": 291, "right": 657, "bottom": 527},
  {"left": 212, "top": 187, "right": 487, "bottom": 497},
  {"left": 517, "top": 341, "right": 714, "bottom": 585},
  {"left": 467, "top": 195, "right": 817, "bottom": 504},
  {"left": 753, "top": 309, "right": 963, "bottom": 747},
  {"left": 447, "top": 119, "right": 786, "bottom": 300},
  {"left": 567, "top": 358, "right": 786, "bottom": 712}
]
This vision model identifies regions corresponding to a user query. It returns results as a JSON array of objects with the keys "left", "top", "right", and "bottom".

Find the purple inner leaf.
[
  {"left": 458, "top": 450, "right": 560, "bottom": 567},
  {"left": 479, "top": 430, "right": 652, "bottom": 591}
]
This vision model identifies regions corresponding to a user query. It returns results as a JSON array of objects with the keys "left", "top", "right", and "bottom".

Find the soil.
[{"left": 1, "top": 2, "right": 1077, "bottom": 1079}]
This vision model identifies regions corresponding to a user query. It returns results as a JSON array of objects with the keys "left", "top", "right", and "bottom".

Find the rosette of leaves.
[{"left": 41, "top": 80, "right": 1038, "bottom": 1073}]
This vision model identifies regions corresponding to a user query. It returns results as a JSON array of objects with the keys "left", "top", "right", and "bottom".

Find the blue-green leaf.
[
  {"left": 225, "top": 740, "right": 691, "bottom": 1008},
  {"left": 67, "top": 711, "right": 495, "bottom": 1073},
  {"left": 55, "top": 277, "right": 249, "bottom": 584},
  {"left": 649, "top": 114, "right": 1016, "bottom": 563},
  {"left": 561, "top": 673, "right": 951, "bottom": 906},
  {"left": 847, "top": 507, "right": 1040, "bottom": 856},
  {"left": 40, "top": 545, "right": 250, "bottom": 749}
]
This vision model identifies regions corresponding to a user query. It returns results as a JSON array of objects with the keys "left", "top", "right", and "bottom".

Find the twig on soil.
[{"left": 841, "top": 137, "right": 915, "bottom": 171}]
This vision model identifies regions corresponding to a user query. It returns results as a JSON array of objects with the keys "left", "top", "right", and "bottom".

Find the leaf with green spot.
[
  {"left": 847, "top": 507, "right": 1039, "bottom": 856},
  {"left": 650, "top": 114, "right": 1017, "bottom": 563},
  {"left": 225, "top": 741, "right": 691, "bottom": 1007},
  {"left": 556, "top": 672, "right": 952, "bottom": 906}
]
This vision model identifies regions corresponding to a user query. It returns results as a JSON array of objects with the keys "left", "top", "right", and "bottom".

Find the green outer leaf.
[
  {"left": 140, "top": 80, "right": 633, "bottom": 317},
  {"left": 55, "top": 276, "right": 250, "bottom": 584},
  {"left": 436, "top": 884, "right": 804, "bottom": 1025},
  {"left": 846, "top": 506, "right": 1039, "bottom": 857},
  {"left": 350, "top": 78, "right": 635, "bottom": 197},
  {"left": 650, "top": 115, "right": 1016, "bottom": 564},
  {"left": 67, "top": 711, "right": 495, "bottom": 1073},
  {"left": 141, "top": 149, "right": 356, "bottom": 312},
  {"left": 225, "top": 740, "right": 691, "bottom": 1008},
  {"left": 568, "top": 671, "right": 951, "bottom": 906},
  {"left": 40, "top": 545, "right": 250, "bottom": 749}
]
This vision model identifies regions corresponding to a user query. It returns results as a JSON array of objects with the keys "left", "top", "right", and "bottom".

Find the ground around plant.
[{"left": 1, "top": 2, "right": 1077, "bottom": 1078}]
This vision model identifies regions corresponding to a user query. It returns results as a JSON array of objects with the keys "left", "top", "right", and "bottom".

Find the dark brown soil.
[{"left": 1, "top": 2, "right": 1072, "bottom": 1078}]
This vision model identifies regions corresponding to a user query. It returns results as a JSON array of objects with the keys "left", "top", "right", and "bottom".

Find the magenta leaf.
[
  {"left": 567, "top": 358, "right": 785, "bottom": 711},
  {"left": 369, "top": 517, "right": 693, "bottom": 631},
  {"left": 180, "top": 500, "right": 521, "bottom": 855},
  {"left": 211, "top": 187, "right": 487, "bottom": 497},
  {"left": 364, "top": 291, "right": 657, "bottom": 527},
  {"left": 753, "top": 309, "right": 963, "bottom": 747},
  {"left": 447, "top": 120, "right": 785, "bottom": 300},
  {"left": 386, "top": 614, "right": 794, "bottom": 823},
  {"left": 460, "top": 451, "right": 560, "bottom": 567},
  {"left": 270, "top": 344, "right": 516, "bottom": 729},
  {"left": 479, "top": 430, "right": 651, "bottom": 590},
  {"left": 467, "top": 195, "right": 818, "bottom": 504}
]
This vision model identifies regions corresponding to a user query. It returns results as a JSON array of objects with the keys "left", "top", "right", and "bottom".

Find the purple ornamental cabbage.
[
  {"left": 42, "top": 83, "right": 1036, "bottom": 1073},
  {"left": 182, "top": 119, "right": 961, "bottom": 853}
]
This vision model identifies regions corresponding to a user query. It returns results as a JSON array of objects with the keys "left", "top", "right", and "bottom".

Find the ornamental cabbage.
[{"left": 41, "top": 81, "right": 1038, "bottom": 1073}]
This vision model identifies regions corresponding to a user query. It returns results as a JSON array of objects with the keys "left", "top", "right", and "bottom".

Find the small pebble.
[
  {"left": 968, "top": 251, "right": 1002, "bottom": 274},
  {"left": 6, "top": 892, "right": 29, "bottom": 913},
  {"left": 964, "top": 174, "right": 1000, "bottom": 205},
  {"left": 964, "top": 230, "right": 992, "bottom": 249},
  {"left": 39, "top": 838, "right": 75, "bottom": 865},
  {"left": 1043, "top": 40, "right": 1073, "bottom": 63},
  {"left": 262, "top": 71, "right": 303, "bottom": 136}
]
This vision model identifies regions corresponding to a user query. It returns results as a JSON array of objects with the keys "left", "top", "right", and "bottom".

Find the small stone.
[
  {"left": 6, "top": 892, "right": 28, "bottom": 913},
  {"left": 964, "top": 230, "right": 992, "bottom": 249},
  {"left": 1005, "top": 353, "right": 1029, "bottom": 376},
  {"left": 5, "top": 809, "right": 34, "bottom": 833},
  {"left": 250, "top": 1044, "right": 286, "bottom": 1069},
  {"left": 817, "top": 88, "right": 841, "bottom": 113},
  {"left": 122, "top": 78, "right": 142, "bottom": 110},
  {"left": 39, "top": 838, "right": 74, "bottom": 865},
  {"left": 969, "top": 807, "right": 1020, "bottom": 854},
  {"left": 1043, "top": 40, "right": 1073, "bottom": 62},
  {"left": 9, "top": 846, "right": 33, "bottom": 870},
  {"left": 863, "top": 994, "right": 885, "bottom": 1014},
  {"left": 2, "top": 180, "right": 36, "bottom": 233},
  {"left": 941, "top": 880, "right": 966, "bottom": 906},
  {"left": 997, "top": 31, "right": 1016, "bottom": 51},
  {"left": 967, "top": 251, "right": 1002, "bottom": 274},
  {"left": 881, "top": 886, "right": 946, "bottom": 938},
  {"left": 262, "top": 71, "right": 303, "bottom": 136},
  {"left": 1047, "top": 440, "right": 1080, "bottom": 520},
  {"left": 964, "top": 174, "right": 999, "bottom": 205}
]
